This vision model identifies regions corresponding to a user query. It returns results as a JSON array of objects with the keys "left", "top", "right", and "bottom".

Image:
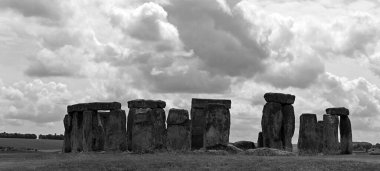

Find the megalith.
[
  {"left": 322, "top": 114, "right": 340, "bottom": 154},
  {"left": 233, "top": 141, "right": 255, "bottom": 150},
  {"left": 62, "top": 102, "right": 127, "bottom": 153},
  {"left": 261, "top": 102, "right": 283, "bottom": 149},
  {"left": 326, "top": 107, "right": 352, "bottom": 154},
  {"left": 340, "top": 115, "right": 352, "bottom": 154},
  {"left": 257, "top": 132, "right": 263, "bottom": 148},
  {"left": 166, "top": 108, "right": 191, "bottom": 151},
  {"left": 261, "top": 92, "right": 295, "bottom": 151},
  {"left": 204, "top": 103, "right": 230, "bottom": 149},
  {"left": 282, "top": 104, "right": 295, "bottom": 152},
  {"left": 297, "top": 114, "right": 318, "bottom": 154},
  {"left": 316, "top": 121, "right": 324, "bottom": 153},
  {"left": 127, "top": 99, "right": 166, "bottom": 153},
  {"left": 190, "top": 98, "right": 231, "bottom": 150}
]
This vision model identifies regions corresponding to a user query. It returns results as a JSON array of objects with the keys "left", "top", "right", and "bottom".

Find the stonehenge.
[
  {"left": 127, "top": 100, "right": 166, "bottom": 153},
  {"left": 167, "top": 108, "right": 191, "bottom": 151},
  {"left": 62, "top": 102, "right": 127, "bottom": 152},
  {"left": 322, "top": 114, "right": 340, "bottom": 154},
  {"left": 326, "top": 107, "right": 353, "bottom": 154},
  {"left": 261, "top": 93, "right": 295, "bottom": 151},
  {"left": 297, "top": 114, "right": 318, "bottom": 154},
  {"left": 61, "top": 95, "right": 354, "bottom": 156},
  {"left": 190, "top": 98, "right": 231, "bottom": 150}
]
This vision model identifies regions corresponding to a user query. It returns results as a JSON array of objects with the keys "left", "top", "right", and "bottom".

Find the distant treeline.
[
  {"left": 0, "top": 132, "right": 37, "bottom": 139},
  {"left": 38, "top": 134, "right": 64, "bottom": 140}
]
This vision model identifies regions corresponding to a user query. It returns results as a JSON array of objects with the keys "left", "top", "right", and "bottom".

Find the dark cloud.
[{"left": 0, "top": 0, "right": 62, "bottom": 20}]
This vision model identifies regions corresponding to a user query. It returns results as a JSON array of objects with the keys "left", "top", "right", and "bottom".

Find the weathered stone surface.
[
  {"left": 167, "top": 109, "right": 190, "bottom": 151},
  {"left": 126, "top": 108, "right": 136, "bottom": 151},
  {"left": 261, "top": 102, "right": 283, "bottom": 149},
  {"left": 70, "top": 111, "right": 83, "bottom": 152},
  {"left": 167, "top": 108, "right": 189, "bottom": 125},
  {"left": 62, "top": 114, "right": 71, "bottom": 153},
  {"left": 226, "top": 144, "right": 244, "bottom": 154},
  {"left": 190, "top": 98, "right": 231, "bottom": 150},
  {"left": 167, "top": 123, "right": 191, "bottom": 151},
  {"left": 204, "top": 103, "right": 230, "bottom": 149},
  {"left": 151, "top": 108, "right": 167, "bottom": 150},
  {"left": 130, "top": 108, "right": 166, "bottom": 153},
  {"left": 340, "top": 115, "right": 353, "bottom": 154},
  {"left": 326, "top": 107, "right": 349, "bottom": 116},
  {"left": 233, "top": 141, "right": 255, "bottom": 150},
  {"left": 317, "top": 121, "right": 324, "bottom": 153},
  {"left": 264, "top": 93, "right": 295, "bottom": 105},
  {"left": 67, "top": 102, "right": 121, "bottom": 113},
  {"left": 282, "top": 104, "right": 295, "bottom": 152},
  {"left": 191, "top": 98, "right": 231, "bottom": 109},
  {"left": 190, "top": 108, "right": 206, "bottom": 150},
  {"left": 127, "top": 99, "right": 166, "bottom": 109},
  {"left": 257, "top": 132, "right": 263, "bottom": 148},
  {"left": 297, "top": 114, "right": 318, "bottom": 154},
  {"left": 244, "top": 148, "right": 296, "bottom": 156},
  {"left": 131, "top": 108, "right": 154, "bottom": 153},
  {"left": 100, "top": 110, "right": 127, "bottom": 151},
  {"left": 63, "top": 102, "right": 127, "bottom": 153},
  {"left": 322, "top": 114, "right": 340, "bottom": 154}
]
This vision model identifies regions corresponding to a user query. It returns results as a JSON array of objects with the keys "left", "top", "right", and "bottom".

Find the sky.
[{"left": 0, "top": 0, "right": 379, "bottom": 144}]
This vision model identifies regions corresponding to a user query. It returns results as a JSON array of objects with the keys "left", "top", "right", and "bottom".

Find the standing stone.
[
  {"left": 190, "top": 98, "right": 231, "bottom": 150},
  {"left": 128, "top": 99, "right": 166, "bottom": 153},
  {"left": 127, "top": 108, "right": 136, "bottom": 151},
  {"left": 323, "top": 114, "right": 340, "bottom": 154},
  {"left": 167, "top": 109, "right": 191, "bottom": 151},
  {"left": 297, "top": 114, "right": 318, "bottom": 154},
  {"left": 101, "top": 110, "right": 127, "bottom": 151},
  {"left": 282, "top": 105, "right": 295, "bottom": 152},
  {"left": 63, "top": 102, "right": 126, "bottom": 153},
  {"left": 204, "top": 103, "right": 230, "bottom": 149},
  {"left": 63, "top": 114, "right": 72, "bottom": 153},
  {"left": 257, "top": 132, "right": 263, "bottom": 148},
  {"left": 316, "top": 121, "right": 324, "bottom": 153},
  {"left": 70, "top": 111, "right": 83, "bottom": 152},
  {"left": 131, "top": 108, "right": 154, "bottom": 153},
  {"left": 261, "top": 102, "right": 283, "bottom": 149},
  {"left": 340, "top": 115, "right": 352, "bottom": 154}
]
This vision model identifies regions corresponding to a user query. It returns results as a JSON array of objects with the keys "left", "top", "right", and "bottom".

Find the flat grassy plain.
[
  {"left": 1, "top": 138, "right": 380, "bottom": 170},
  {"left": 0, "top": 151, "right": 380, "bottom": 171}
]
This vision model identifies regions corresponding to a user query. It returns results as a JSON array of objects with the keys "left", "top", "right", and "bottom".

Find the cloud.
[
  {"left": 0, "top": 79, "right": 71, "bottom": 123},
  {"left": 0, "top": 0, "right": 64, "bottom": 22},
  {"left": 24, "top": 46, "right": 89, "bottom": 77}
]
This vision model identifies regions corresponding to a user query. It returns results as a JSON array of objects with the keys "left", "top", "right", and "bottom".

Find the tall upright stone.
[
  {"left": 63, "top": 114, "right": 72, "bottom": 152},
  {"left": 340, "top": 115, "right": 352, "bottom": 154},
  {"left": 316, "top": 121, "right": 324, "bottom": 153},
  {"left": 167, "top": 109, "right": 191, "bottom": 151},
  {"left": 261, "top": 102, "right": 283, "bottom": 149},
  {"left": 297, "top": 114, "right": 318, "bottom": 154},
  {"left": 190, "top": 98, "right": 231, "bottom": 150},
  {"left": 204, "top": 103, "right": 230, "bottom": 149},
  {"left": 282, "top": 105, "right": 295, "bottom": 152},
  {"left": 326, "top": 107, "right": 352, "bottom": 155},
  {"left": 127, "top": 99, "right": 166, "bottom": 153},
  {"left": 62, "top": 102, "right": 126, "bottom": 153},
  {"left": 257, "top": 132, "right": 263, "bottom": 148},
  {"left": 322, "top": 114, "right": 340, "bottom": 154},
  {"left": 261, "top": 92, "right": 295, "bottom": 151}
]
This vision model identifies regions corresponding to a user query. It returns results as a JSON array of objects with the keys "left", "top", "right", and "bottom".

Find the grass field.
[
  {"left": 1, "top": 138, "right": 380, "bottom": 170},
  {"left": 0, "top": 151, "right": 380, "bottom": 170},
  {"left": 0, "top": 138, "right": 62, "bottom": 151}
]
